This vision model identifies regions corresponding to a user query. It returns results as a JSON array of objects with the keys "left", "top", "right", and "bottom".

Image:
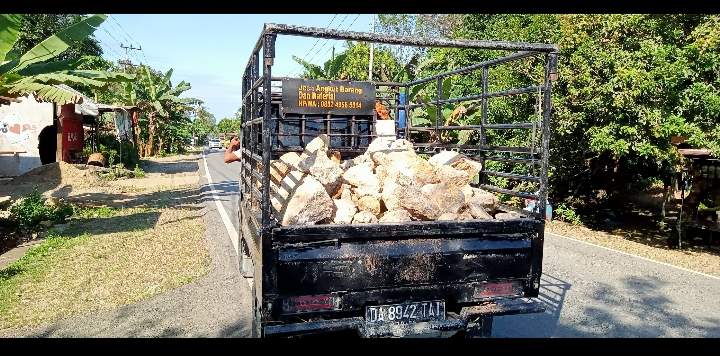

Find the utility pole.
[
  {"left": 120, "top": 44, "right": 142, "bottom": 72},
  {"left": 119, "top": 44, "right": 141, "bottom": 162},
  {"left": 368, "top": 14, "right": 375, "bottom": 81}
]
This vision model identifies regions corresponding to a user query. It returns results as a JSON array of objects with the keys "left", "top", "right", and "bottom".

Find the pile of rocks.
[{"left": 263, "top": 134, "right": 507, "bottom": 226}]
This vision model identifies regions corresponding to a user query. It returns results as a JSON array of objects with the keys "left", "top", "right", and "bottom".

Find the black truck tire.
[
  {"left": 239, "top": 236, "right": 254, "bottom": 278},
  {"left": 251, "top": 278, "right": 262, "bottom": 338}
]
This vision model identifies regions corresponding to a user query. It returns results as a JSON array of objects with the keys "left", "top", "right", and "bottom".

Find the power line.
[
  {"left": 96, "top": 36, "right": 125, "bottom": 61},
  {"left": 103, "top": 21, "right": 133, "bottom": 51},
  {"left": 285, "top": 14, "right": 338, "bottom": 77},
  {"left": 110, "top": 15, "right": 140, "bottom": 47},
  {"left": 290, "top": 14, "right": 349, "bottom": 77},
  {"left": 318, "top": 14, "right": 360, "bottom": 62},
  {"left": 105, "top": 15, "right": 133, "bottom": 46},
  {"left": 101, "top": 26, "right": 123, "bottom": 46},
  {"left": 108, "top": 15, "right": 148, "bottom": 65},
  {"left": 309, "top": 14, "right": 362, "bottom": 77},
  {"left": 292, "top": 14, "right": 349, "bottom": 77}
]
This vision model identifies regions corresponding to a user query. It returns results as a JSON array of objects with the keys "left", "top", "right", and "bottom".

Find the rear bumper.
[{"left": 263, "top": 298, "right": 545, "bottom": 338}]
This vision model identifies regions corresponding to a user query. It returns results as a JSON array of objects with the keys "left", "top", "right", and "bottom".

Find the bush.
[
  {"left": 95, "top": 133, "right": 139, "bottom": 168},
  {"left": 9, "top": 189, "right": 74, "bottom": 229},
  {"left": 555, "top": 203, "right": 582, "bottom": 226},
  {"left": 134, "top": 166, "right": 146, "bottom": 178}
]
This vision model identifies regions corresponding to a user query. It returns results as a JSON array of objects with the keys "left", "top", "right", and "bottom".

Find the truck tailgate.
[
  {"left": 272, "top": 219, "right": 543, "bottom": 313},
  {"left": 278, "top": 234, "right": 532, "bottom": 294}
]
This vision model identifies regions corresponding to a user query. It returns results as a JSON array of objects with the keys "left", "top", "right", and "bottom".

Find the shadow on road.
[
  {"left": 199, "top": 180, "right": 239, "bottom": 202},
  {"left": 138, "top": 156, "right": 201, "bottom": 175},
  {"left": 493, "top": 273, "right": 571, "bottom": 338},
  {"left": 566, "top": 275, "right": 720, "bottom": 338}
]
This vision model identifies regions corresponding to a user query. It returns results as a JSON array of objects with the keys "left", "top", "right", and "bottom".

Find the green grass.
[
  {"left": 0, "top": 206, "right": 209, "bottom": 329},
  {"left": 0, "top": 231, "right": 90, "bottom": 320}
]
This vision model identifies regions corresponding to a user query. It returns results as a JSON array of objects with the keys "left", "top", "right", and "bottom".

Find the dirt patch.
[
  {"left": 1, "top": 162, "right": 109, "bottom": 200},
  {"left": 139, "top": 154, "right": 201, "bottom": 176},
  {"left": 397, "top": 253, "right": 440, "bottom": 283}
]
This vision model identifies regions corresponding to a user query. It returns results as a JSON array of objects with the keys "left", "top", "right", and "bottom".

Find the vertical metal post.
[
  {"left": 262, "top": 33, "right": 278, "bottom": 326},
  {"left": 262, "top": 34, "right": 276, "bottom": 230},
  {"left": 480, "top": 66, "right": 489, "bottom": 186},
  {"left": 369, "top": 14, "right": 375, "bottom": 81},
  {"left": 250, "top": 53, "right": 259, "bottom": 205},
  {"left": 539, "top": 52, "right": 556, "bottom": 220},
  {"left": 241, "top": 68, "right": 248, "bottom": 201},
  {"left": 436, "top": 77, "right": 442, "bottom": 145},
  {"left": 404, "top": 84, "right": 410, "bottom": 140}
]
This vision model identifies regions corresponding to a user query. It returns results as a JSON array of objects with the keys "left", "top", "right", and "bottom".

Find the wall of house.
[{"left": 0, "top": 94, "right": 54, "bottom": 177}]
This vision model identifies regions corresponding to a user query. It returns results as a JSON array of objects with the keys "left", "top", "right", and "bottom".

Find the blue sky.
[{"left": 93, "top": 14, "right": 375, "bottom": 121}]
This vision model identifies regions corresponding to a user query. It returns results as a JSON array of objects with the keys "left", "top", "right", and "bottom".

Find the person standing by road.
[{"left": 223, "top": 136, "right": 242, "bottom": 164}]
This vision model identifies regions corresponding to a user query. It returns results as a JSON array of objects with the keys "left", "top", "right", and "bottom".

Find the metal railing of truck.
[{"left": 240, "top": 23, "right": 559, "bottom": 232}]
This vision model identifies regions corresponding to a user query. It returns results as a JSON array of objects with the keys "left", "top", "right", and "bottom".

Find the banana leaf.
[
  {"left": 0, "top": 82, "right": 82, "bottom": 104},
  {"left": 12, "top": 72, "right": 110, "bottom": 88},
  {"left": 0, "top": 14, "right": 22, "bottom": 67},
  {"left": 16, "top": 57, "right": 88, "bottom": 76},
  {"left": 139, "top": 66, "right": 157, "bottom": 100},
  {"left": 66, "top": 69, "right": 136, "bottom": 82},
  {"left": 164, "top": 81, "right": 191, "bottom": 97},
  {"left": 292, "top": 55, "right": 323, "bottom": 79},
  {"left": 157, "top": 68, "right": 174, "bottom": 94},
  {"left": 124, "top": 82, "right": 137, "bottom": 105},
  {"left": 0, "top": 14, "right": 107, "bottom": 74}
]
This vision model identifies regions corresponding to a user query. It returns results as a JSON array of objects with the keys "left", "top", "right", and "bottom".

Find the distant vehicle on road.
[{"left": 208, "top": 139, "right": 223, "bottom": 150}]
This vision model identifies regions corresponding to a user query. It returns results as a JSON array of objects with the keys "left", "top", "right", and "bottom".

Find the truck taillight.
[
  {"left": 282, "top": 295, "right": 339, "bottom": 314},
  {"left": 474, "top": 281, "right": 524, "bottom": 299}
]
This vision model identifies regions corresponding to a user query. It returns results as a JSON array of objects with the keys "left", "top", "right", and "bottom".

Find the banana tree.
[
  {"left": 0, "top": 14, "right": 135, "bottom": 104},
  {"left": 135, "top": 65, "right": 192, "bottom": 156}
]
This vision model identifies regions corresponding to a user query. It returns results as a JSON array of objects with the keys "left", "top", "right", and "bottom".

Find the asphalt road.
[
  {"left": 203, "top": 147, "right": 242, "bottom": 241},
  {"left": 202, "top": 148, "right": 720, "bottom": 338}
]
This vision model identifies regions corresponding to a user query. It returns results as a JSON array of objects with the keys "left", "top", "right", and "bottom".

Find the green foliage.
[
  {"left": 376, "top": 14, "right": 462, "bottom": 63},
  {"left": 0, "top": 14, "right": 135, "bottom": 103},
  {"left": 8, "top": 189, "right": 74, "bottom": 229},
  {"left": 133, "top": 166, "right": 146, "bottom": 178},
  {"left": 338, "top": 42, "right": 401, "bottom": 82},
  {"left": 413, "top": 14, "right": 720, "bottom": 208},
  {"left": 9, "top": 14, "right": 103, "bottom": 64},
  {"left": 215, "top": 117, "right": 240, "bottom": 135},
  {"left": 71, "top": 205, "right": 116, "bottom": 218},
  {"left": 193, "top": 105, "right": 216, "bottom": 143},
  {"left": 95, "top": 133, "right": 139, "bottom": 168},
  {"left": 292, "top": 41, "right": 401, "bottom": 82},
  {"left": 554, "top": 203, "right": 582, "bottom": 226}
]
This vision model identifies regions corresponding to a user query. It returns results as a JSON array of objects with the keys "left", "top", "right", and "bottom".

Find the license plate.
[{"left": 365, "top": 300, "right": 445, "bottom": 324}]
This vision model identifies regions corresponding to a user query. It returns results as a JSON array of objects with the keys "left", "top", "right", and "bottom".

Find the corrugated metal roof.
[{"left": 54, "top": 84, "right": 99, "bottom": 116}]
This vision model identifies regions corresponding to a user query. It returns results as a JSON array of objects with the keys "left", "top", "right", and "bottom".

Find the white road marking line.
[
  {"left": 548, "top": 232, "right": 720, "bottom": 281},
  {"left": 202, "top": 150, "right": 239, "bottom": 255}
]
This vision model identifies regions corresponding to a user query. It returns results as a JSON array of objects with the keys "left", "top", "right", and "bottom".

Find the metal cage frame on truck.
[{"left": 240, "top": 23, "right": 559, "bottom": 338}]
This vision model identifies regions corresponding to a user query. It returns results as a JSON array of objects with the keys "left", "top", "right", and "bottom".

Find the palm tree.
[{"left": 0, "top": 14, "right": 135, "bottom": 104}]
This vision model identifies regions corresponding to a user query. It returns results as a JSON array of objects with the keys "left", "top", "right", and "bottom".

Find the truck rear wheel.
[
  {"left": 239, "top": 236, "right": 254, "bottom": 278},
  {"left": 251, "top": 278, "right": 262, "bottom": 338}
]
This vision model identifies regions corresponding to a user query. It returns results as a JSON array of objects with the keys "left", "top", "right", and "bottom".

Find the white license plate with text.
[{"left": 365, "top": 300, "right": 445, "bottom": 324}]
